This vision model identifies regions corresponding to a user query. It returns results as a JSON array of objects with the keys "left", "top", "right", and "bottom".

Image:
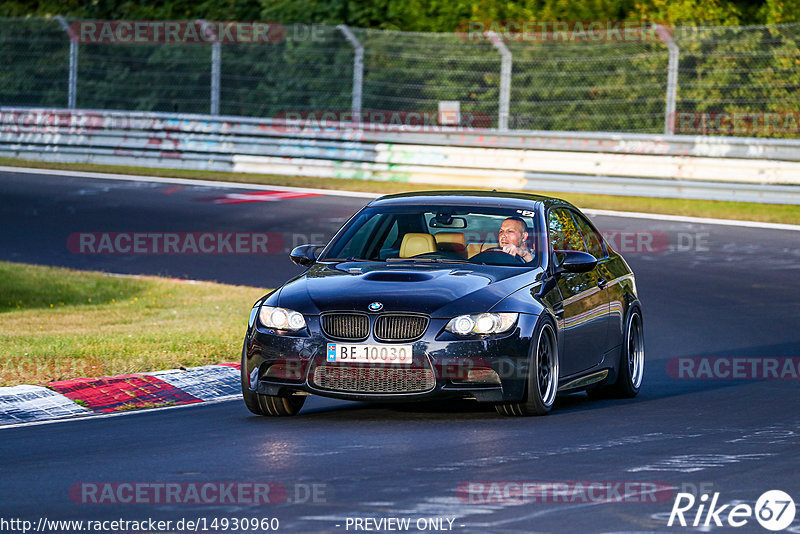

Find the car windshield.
[{"left": 320, "top": 204, "right": 540, "bottom": 267}]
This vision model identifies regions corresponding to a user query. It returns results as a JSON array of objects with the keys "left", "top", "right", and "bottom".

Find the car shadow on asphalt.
[
  {"left": 551, "top": 341, "right": 800, "bottom": 414},
  {"left": 240, "top": 342, "right": 800, "bottom": 420}
]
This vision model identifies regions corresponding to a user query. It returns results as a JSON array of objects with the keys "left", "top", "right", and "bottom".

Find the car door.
[
  {"left": 570, "top": 210, "right": 620, "bottom": 354},
  {"left": 548, "top": 208, "right": 609, "bottom": 376}
]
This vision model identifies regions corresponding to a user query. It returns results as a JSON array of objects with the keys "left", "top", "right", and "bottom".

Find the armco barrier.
[{"left": 1, "top": 107, "right": 800, "bottom": 204}]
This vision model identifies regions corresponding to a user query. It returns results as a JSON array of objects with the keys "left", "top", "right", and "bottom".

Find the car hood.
[{"left": 274, "top": 261, "right": 542, "bottom": 317}]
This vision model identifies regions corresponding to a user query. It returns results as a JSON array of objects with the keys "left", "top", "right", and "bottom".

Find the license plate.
[{"left": 326, "top": 343, "right": 413, "bottom": 365}]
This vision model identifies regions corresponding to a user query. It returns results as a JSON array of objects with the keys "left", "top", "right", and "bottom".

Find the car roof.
[{"left": 369, "top": 190, "right": 577, "bottom": 211}]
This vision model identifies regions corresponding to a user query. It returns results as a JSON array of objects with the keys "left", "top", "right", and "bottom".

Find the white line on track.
[
  {"left": 2, "top": 165, "right": 799, "bottom": 231},
  {"left": 584, "top": 208, "right": 800, "bottom": 232},
  {"left": 0, "top": 165, "right": 378, "bottom": 199}
]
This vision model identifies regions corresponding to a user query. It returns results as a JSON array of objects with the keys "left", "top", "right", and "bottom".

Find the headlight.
[
  {"left": 445, "top": 313, "right": 518, "bottom": 335},
  {"left": 259, "top": 305, "right": 307, "bottom": 331}
]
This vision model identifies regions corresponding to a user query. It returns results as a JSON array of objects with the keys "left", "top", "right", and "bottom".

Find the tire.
[
  {"left": 589, "top": 307, "right": 644, "bottom": 399},
  {"left": 495, "top": 318, "right": 559, "bottom": 416},
  {"left": 241, "top": 346, "right": 306, "bottom": 416}
]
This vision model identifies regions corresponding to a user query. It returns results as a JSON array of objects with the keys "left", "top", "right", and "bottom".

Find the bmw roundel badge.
[{"left": 368, "top": 302, "right": 383, "bottom": 312}]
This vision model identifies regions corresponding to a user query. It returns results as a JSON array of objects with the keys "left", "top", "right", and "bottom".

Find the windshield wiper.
[
  {"left": 322, "top": 257, "right": 373, "bottom": 262},
  {"left": 386, "top": 257, "right": 472, "bottom": 264}
]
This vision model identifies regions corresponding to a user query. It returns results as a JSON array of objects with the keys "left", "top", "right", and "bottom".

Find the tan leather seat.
[
  {"left": 434, "top": 232, "right": 467, "bottom": 256},
  {"left": 467, "top": 242, "right": 499, "bottom": 258},
  {"left": 399, "top": 233, "right": 437, "bottom": 258}
]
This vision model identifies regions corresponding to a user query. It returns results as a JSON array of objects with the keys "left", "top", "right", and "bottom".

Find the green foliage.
[
  {"left": 0, "top": 19, "right": 69, "bottom": 107},
  {"left": 0, "top": 0, "right": 789, "bottom": 27},
  {"left": 0, "top": 0, "right": 263, "bottom": 21},
  {"left": 672, "top": 25, "right": 800, "bottom": 137},
  {"left": 219, "top": 26, "right": 354, "bottom": 116},
  {"left": 0, "top": 0, "right": 797, "bottom": 137},
  {"left": 760, "top": 0, "right": 800, "bottom": 23},
  {"left": 630, "top": 0, "right": 742, "bottom": 25}
]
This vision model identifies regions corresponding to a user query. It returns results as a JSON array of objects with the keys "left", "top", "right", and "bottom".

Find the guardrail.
[{"left": 1, "top": 107, "right": 800, "bottom": 204}]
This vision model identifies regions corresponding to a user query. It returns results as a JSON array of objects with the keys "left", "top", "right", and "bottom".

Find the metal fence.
[{"left": 1, "top": 18, "right": 799, "bottom": 136}]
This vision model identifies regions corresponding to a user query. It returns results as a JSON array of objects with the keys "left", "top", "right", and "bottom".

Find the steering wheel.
[{"left": 471, "top": 248, "right": 527, "bottom": 265}]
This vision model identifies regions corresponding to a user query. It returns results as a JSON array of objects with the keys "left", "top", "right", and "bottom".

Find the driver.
[{"left": 499, "top": 217, "right": 534, "bottom": 262}]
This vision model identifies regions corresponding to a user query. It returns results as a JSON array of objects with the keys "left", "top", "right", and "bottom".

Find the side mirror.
[
  {"left": 290, "top": 244, "right": 323, "bottom": 267},
  {"left": 556, "top": 250, "right": 598, "bottom": 274}
]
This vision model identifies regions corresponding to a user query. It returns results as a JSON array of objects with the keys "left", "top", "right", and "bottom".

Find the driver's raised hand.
[{"left": 502, "top": 243, "right": 534, "bottom": 262}]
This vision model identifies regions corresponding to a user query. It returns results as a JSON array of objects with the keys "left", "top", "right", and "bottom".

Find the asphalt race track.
[{"left": 1, "top": 168, "right": 800, "bottom": 533}]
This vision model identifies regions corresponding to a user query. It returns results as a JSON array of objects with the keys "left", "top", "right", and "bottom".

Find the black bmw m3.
[{"left": 241, "top": 191, "right": 644, "bottom": 416}]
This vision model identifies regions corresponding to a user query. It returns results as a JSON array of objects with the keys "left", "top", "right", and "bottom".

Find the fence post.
[
  {"left": 337, "top": 25, "right": 364, "bottom": 117},
  {"left": 211, "top": 42, "right": 221, "bottom": 115},
  {"left": 485, "top": 31, "right": 511, "bottom": 131},
  {"left": 55, "top": 16, "right": 78, "bottom": 109},
  {"left": 657, "top": 25, "right": 679, "bottom": 135},
  {"left": 198, "top": 20, "right": 221, "bottom": 115}
]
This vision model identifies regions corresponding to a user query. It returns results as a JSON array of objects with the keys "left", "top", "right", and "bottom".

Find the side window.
[
  {"left": 548, "top": 209, "right": 587, "bottom": 253},
  {"left": 571, "top": 211, "right": 607, "bottom": 259}
]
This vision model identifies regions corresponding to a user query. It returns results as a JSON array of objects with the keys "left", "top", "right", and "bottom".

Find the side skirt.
[{"left": 558, "top": 369, "right": 609, "bottom": 392}]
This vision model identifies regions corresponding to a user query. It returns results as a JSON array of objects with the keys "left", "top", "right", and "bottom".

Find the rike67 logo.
[{"left": 668, "top": 490, "right": 796, "bottom": 531}]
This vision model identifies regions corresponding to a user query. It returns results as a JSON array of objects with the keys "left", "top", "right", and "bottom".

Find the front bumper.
[{"left": 242, "top": 314, "right": 538, "bottom": 403}]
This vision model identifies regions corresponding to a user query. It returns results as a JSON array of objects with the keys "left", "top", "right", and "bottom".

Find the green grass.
[
  {"left": 0, "top": 261, "right": 266, "bottom": 386},
  {"left": 114, "top": 401, "right": 175, "bottom": 412},
  {"left": 1, "top": 157, "right": 798, "bottom": 225}
]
